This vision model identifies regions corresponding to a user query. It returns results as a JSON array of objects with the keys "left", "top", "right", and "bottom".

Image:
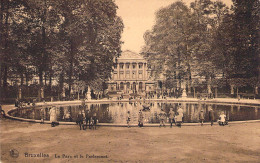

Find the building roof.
[{"left": 118, "top": 50, "right": 144, "bottom": 60}]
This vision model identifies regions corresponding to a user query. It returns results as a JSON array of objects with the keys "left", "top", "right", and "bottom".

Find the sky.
[{"left": 115, "top": 0, "right": 233, "bottom": 53}]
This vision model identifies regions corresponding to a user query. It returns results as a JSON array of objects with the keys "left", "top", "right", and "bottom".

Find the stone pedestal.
[
  {"left": 181, "top": 82, "right": 187, "bottom": 98},
  {"left": 87, "top": 86, "right": 91, "bottom": 100}
]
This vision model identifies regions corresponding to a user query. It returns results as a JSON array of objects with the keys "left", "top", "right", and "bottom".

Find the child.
[
  {"left": 218, "top": 111, "right": 226, "bottom": 126},
  {"left": 199, "top": 110, "right": 205, "bottom": 126},
  {"left": 93, "top": 113, "right": 98, "bottom": 130},
  {"left": 126, "top": 111, "right": 131, "bottom": 128},
  {"left": 169, "top": 108, "right": 175, "bottom": 128},
  {"left": 175, "top": 112, "right": 183, "bottom": 128},
  {"left": 89, "top": 117, "right": 94, "bottom": 129},
  {"left": 159, "top": 109, "right": 166, "bottom": 127}
]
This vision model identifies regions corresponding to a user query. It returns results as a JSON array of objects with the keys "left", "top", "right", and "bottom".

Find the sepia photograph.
[{"left": 0, "top": 0, "right": 259, "bottom": 162}]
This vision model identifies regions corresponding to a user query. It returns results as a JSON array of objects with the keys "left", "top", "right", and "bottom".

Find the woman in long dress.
[{"left": 49, "top": 106, "right": 57, "bottom": 127}]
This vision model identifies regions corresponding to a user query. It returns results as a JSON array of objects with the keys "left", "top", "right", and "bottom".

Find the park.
[{"left": 0, "top": 0, "right": 260, "bottom": 162}]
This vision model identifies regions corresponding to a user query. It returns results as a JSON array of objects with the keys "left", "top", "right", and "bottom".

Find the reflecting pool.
[{"left": 10, "top": 102, "right": 260, "bottom": 124}]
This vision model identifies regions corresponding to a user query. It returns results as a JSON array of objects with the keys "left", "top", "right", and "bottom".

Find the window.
[
  {"left": 132, "top": 64, "right": 136, "bottom": 69},
  {"left": 126, "top": 64, "right": 130, "bottom": 69},
  {"left": 139, "top": 64, "right": 143, "bottom": 69},
  {"left": 120, "top": 64, "right": 124, "bottom": 69},
  {"left": 119, "top": 71, "right": 124, "bottom": 79},
  {"left": 114, "top": 64, "right": 117, "bottom": 69},
  {"left": 126, "top": 71, "right": 130, "bottom": 79},
  {"left": 132, "top": 71, "right": 136, "bottom": 79},
  {"left": 113, "top": 71, "right": 118, "bottom": 80},
  {"left": 138, "top": 71, "right": 142, "bottom": 79}
]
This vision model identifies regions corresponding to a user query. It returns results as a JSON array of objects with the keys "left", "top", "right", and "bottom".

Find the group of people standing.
[
  {"left": 199, "top": 107, "right": 228, "bottom": 126},
  {"left": 128, "top": 103, "right": 229, "bottom": 127},
  {"left": 127, "top": 104, "right": 185, "bottom": 128},
  {"left": 159, "top": 104, "right": 184, "bottom": 128},
  {"left": 76, "top": 109, "right": 98, "bottom": 130}
]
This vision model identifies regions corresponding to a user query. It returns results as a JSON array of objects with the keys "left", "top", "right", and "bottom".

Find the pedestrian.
[
  {"left": 138, "top": 110, "right": 144, "bottom": 127},
  {"left": 169, "top": 108, "right": 175, "bottom": 128},
  {"left": 177, "top": 104, "right": 184, "bottom": 122},
  {"left": 85, "top": 109, "right": 91, "bottom": 129},
  {"left": 0, "top": 103, "right": 5, "bottom": 118},
  {"left": 77, "top": 110, "right": 85, "bottom": 130},
  {"left": 15, "top": 99, "right": 19, "bottom": 107},
  {"left": 199, "top": 110, "right": 205, "bottom": 126},
  {"left": 159, "top": 109, "right": 166, "bottom": 127},
  {"left": 218, "top": 111, "right": 226, "bottom": 126},
  {"left": 40, "top": 107, "right": 45, "bottom": 124},
  {"left": 89, "top": 116, "right": 94, "bottom": 129},
  {"left": 225, "top": 112, "right": 229, "bottom": 125},
  {"left": 175, "top": 112, "right": 183, "bottom": 127},
  {"left": 208, "top": 107, "right": 215, "bottom": 126},
  {"left": 92, "top": 113, "right": 98, "bottom": 130},
  {"left": 49, "top": 106, "right": 58, "bottom": 127},
  {"left": 177, "top": 104, "right": 183, "bottom": 114},
  {"left": 126, "top": 111, "right": 131, "bottom": 128}
]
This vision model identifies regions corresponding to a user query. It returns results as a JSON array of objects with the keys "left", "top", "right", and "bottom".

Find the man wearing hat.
[
  {"left": 77, "top": 110, "right": 85, "bottom": 130},
  {"left": 85, "top": 109, "right": 91, "bottom": 130},
  {"left": 208, "top": 106, "right": 215, "bottom": 126},
  {"left": 169, "top": 108, "right": 175, "bottom": 128}
]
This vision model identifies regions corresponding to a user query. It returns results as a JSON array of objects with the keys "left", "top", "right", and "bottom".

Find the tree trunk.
[
  {"left": 49, "top": 70, "right": 52, "bottom": 96},
  {"left": 59, "top": 72, "right": 64, "bottom": 100},
  {"left": 39, "top": 0, "right": 47, "bottom": 98},
  {"left": 20, "top": 73, "right": 24, "bottom": 86},
  {"left": 39, "top": 69, "right": 43, "bottom": 87},
  {"left": 0, "top": 0, "right": 4, "bottom": 88},
  {"left": 2, "top": 0, "right": 10, "bottom": 96},
  {"left": 215, "top": 87, "right": 218, "bottom": 98},
  {"left": 49, "top": 68, "right": 52, "bottom": 87},
  {"left": 25, "top": 72, "right": 29, "bottom": 86},
  {"left": 187, "top": 63, "right": 192, "bottom": 94},
  {"left": 68, "top": 39, "right": 75, "bottom": 97},
  {"left": 44, "top": 73, "right": 47, "bottom": 86}
]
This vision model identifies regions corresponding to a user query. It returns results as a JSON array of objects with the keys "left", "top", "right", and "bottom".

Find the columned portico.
[{"left": 107, "top": 50, "right": 155, "bottom": 95}]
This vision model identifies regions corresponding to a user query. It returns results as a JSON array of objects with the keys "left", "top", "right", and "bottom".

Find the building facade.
[{"left": 107, "top": 50, "right": 155, "bottom": 95}]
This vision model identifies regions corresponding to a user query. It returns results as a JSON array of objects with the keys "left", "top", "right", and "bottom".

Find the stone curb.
[
  {"left": 5, "top": 106, "right": 260, "bottom": 127},
  {"left": 34, "top": 98, "right": 260, "bottom": 107}
]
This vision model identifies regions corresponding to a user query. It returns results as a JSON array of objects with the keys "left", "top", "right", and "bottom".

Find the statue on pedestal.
[
  {"left": 87, "top": 86, "right": 91, "bottom": 100},
  {"left": 181, "top": 81, "right": 187, "bottom": 98}
]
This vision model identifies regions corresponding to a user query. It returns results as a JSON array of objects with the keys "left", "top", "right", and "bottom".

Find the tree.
[
  {"left": 142, "top": 1, "right": 192, "bottom": 92},
  {"left": 54, "top": 0, "right": 123, "bottom": 97},
  {"left": 214, "top": 0, "right": 259, "bottom": 95}
]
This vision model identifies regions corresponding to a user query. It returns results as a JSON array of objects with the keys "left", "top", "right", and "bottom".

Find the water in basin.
[{"left": 10, "top": 102, "right": 260, "bottom": 124}]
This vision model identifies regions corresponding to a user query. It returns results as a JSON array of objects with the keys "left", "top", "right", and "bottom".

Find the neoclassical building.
[{"left": 107, "top": 50, "right": 155, "bottom": 94}]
